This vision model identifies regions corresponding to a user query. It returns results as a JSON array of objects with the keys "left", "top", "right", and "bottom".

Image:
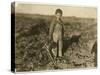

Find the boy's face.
[{"left": 55, "top": 13, "right": 62, "bottom": 19}]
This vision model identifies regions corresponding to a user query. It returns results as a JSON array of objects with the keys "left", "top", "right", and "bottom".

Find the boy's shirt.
[{"left": 49, "top": 17, "right": 64, "bottom": 42}]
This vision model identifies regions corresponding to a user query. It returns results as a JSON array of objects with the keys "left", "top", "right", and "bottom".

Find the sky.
[{"left": 15, "top": 2, "right": 97, "bottom": 18}]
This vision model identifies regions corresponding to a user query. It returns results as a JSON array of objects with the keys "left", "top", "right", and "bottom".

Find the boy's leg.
[
  {"left": 57, "top": 41, "right": 59, "bottom": 57},
  {"left": 58, "top": 39, "right": 63, "bottom": 57}
]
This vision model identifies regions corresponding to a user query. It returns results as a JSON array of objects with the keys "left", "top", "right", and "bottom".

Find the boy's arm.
[
  {"left": 49, "top": 19, "right": 55, "bottom": 41},
  {"left": 60, "top": 19, "right": 64, "bottom": 37}
]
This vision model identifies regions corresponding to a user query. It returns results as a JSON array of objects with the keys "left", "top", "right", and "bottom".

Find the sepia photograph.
[{"left": 11, "top": 2, "right": 97, "bottom": 72}]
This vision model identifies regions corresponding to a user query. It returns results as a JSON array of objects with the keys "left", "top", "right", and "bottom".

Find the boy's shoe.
[{"left": 56, "top": 56, "right": 66, "bottom": 63}]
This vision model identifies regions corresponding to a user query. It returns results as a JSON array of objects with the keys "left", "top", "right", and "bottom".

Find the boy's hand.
[
  {"left": 49, "top": 35, "right": 53, "bottom": 44},
  {"left": 49, "top": 36, "right": 52, "bottom": 42}
]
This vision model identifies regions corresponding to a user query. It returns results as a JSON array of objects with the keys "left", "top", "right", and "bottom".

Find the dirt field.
[{"left": 15, "top": 13, "right": 97, "bottom": 71}]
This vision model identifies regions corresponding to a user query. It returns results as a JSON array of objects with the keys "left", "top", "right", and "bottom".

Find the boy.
[{"left": 49, "top": 9, "right": 64, "bottom": 58}]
